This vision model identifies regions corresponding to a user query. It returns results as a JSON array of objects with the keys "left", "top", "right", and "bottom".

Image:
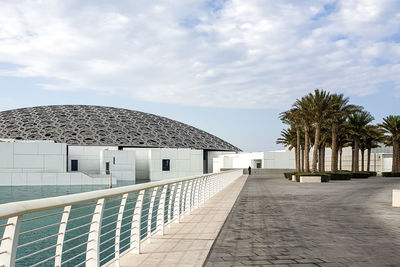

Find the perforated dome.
[{"left": 0, "top": 105, "right": 240, "bottom": 151}]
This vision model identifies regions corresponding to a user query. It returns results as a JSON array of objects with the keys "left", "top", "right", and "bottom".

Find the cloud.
[{"left": 0, "top": 0, "right": 400, "bottom": 108}]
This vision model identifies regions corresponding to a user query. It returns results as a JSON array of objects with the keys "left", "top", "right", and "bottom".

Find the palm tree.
[
  {"left": 293, "top": 101, "right": 312, "bottom": 172},
  {"left": 318, "top": 123, "right": 331, "bottom": 172},
  {"left": 348, "top": 110, "right": 374, "bottom": 172},
  {"left": 329, "top": 94, "right": 360, "bottom": 172},
  {"left": 363, "top": 125, "right": 383, "bottom": 172},
  {"left": 334, "top": 122, "right": 352, "bottom": 170},
  {"left": 295, "top": 89, "right": 332, "bottom": 173},
  {"left": 379, "top": 115, "right": 400, "bottom": 173},
  {"left": 279, "top": 109, "right": 303, "bottom": 172},
  {"left": 276, "top": 127, "right": 297, "bottom": 150}
]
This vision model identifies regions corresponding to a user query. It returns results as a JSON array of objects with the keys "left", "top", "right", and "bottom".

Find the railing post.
[
  {"left": 205, "top": 177, "right": 210, "bottom": 201},
  {"left": 0, "top": 216, "right": 21, "bottom": 267},
  {"left": 86, "top": 198, "right": 105, "bottom": 267},
  {"left": 156, "top": 185, "right": 167, "bottom": 235},
  {"left": 167, "top": 184, "right": 176, "bottom": 226},
  {"left": 200, "top": 177, "right": 206, "bottom": 205},
  {"left": 55, "top": 205, "right": 71, "bottom": 267},
  {"left": 192, "top": 179, "right": 197, "bottom": 209},
  {"left": 194, "top": 179, "right": 200, "bottom": 208},
  {"left": 131, "top": 190, "right": 144, "bottom": 254},
  {"left": 147, "top": 187, "right": 158, "bottom": 242},
  {"left": 173, "top": 182, "right": 182, "bottom": 223},
  {"left": 114, "top": 193, "right": 128, "bottom": 267},
  {"left": 185, "top": 180, "right": 193, "bottom": 215},
  {"left": 181, "top": 181, "right": 188, "bottom": 218},
  {"left": 211, "top": 176, "right": 216, "bottom": 196}
]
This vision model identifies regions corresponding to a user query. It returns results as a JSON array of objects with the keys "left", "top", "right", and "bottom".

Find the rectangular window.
[
  {"left": 162, "top": 159, "right": 170, "bottom": 171},
  {"left": 113, "top": 157, "right": 116, "bottom": 165},
  {"left": 106, "top": 162, "right": 110, "bottom": 174},
  {"left": 71, "top": 160, "right": 78, "bottom": 171}
]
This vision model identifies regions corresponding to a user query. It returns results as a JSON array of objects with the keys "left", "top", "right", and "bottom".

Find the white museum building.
[
  {"left": 0, "top": 105, "right": 240, "bottom": 186},
  {"left": 213, "top": 147, "right": 393, "bottom": 173}
]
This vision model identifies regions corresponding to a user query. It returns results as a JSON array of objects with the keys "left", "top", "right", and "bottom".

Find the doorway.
[
  {"left": 71, "top": 160, "right": 78, "bottom": 171},
  {"left": 252, "top": 159, "right": 262, "bottom": 168}
]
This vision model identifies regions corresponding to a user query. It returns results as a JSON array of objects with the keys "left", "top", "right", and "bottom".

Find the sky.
[{"left": 0, "top": 0, "right": 399, "bottom": 152}]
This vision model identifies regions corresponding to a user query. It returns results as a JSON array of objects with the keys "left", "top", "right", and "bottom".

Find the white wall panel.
[
  {"left": 0, "top": 173, "right": 11, "bottom": 185},
  {"left": 11, "top": 173, "right": 27, "bottom": 186},
  {"left": 14, "top": 142, "right": 38, "bottom": 154},
  {"left": 27, "top": 173, "right": 42, "bottom": 185},
  {"left": 44, "top": 155, "right": 65, "bottom": 172},
  {"left": 42, "top": 173, "right": 57, "bottom": 185},
  {"left": 149, "top": 148, "right": 203, "bottom": 181},
  {"left": 0, "top": 143, "right": 14, "bottom": 168},
  {"left": 14, "top": 155, "right": 44, "bottom": 169},
  {"left": 38, "top": 142, "right": 63, "bottom": 155}
]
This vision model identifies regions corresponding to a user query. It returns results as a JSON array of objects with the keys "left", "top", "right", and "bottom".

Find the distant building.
[
  {"left": 213, "top": 146, "right": 393, "bottom": 174},
  {"left": 0, "top": 105, "right": 240, "bottom": 186}
]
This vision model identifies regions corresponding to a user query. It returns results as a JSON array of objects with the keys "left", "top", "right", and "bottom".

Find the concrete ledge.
[
  {"left": 300, "top": 176, "right": 321, "bottom": 183},
  {"left": 393, "top": 189, "right": 400, "bottom": 207}
]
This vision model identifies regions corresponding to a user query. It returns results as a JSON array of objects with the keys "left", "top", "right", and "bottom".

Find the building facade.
[
  {"left": 213, "top": 147, "right": 393, "bottom": 174},
  {"left": 0, "top": 105, "right": 240, "bottom": 186}
]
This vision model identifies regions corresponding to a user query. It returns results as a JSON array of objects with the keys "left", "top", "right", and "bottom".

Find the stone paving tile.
[
  {"left": 118, "top": 175, "right": 247, "bottom": 267},
  {"left": 205, "top": 176, "right": 400, "bottom": 267}
]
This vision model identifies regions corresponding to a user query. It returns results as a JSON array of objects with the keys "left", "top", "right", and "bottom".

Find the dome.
[{"left": 0, "top": 105, "right": 240, "bottom": 151}]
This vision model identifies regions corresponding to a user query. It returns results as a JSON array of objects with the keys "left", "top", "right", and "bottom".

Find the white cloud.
[{"left": 0, "top": 0, "right": 400, "bottom": 108}]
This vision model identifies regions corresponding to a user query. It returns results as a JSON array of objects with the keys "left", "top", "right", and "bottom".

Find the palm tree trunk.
[
  {"left": 397, "top": 141, "right": 400, "bottom": 173},
  {"left": 296, "top": 128, "right": 301, "bottom": 172},
  {"left": 392, "top": 136, "right": 397, "bottom": 172},
  {"left": 354, "top": 138, "right": 359, "bottom": 172},
  {"left": 322, "top": 145, "right": 325, "bottom": 172},
  {"left": 351, "top": 146, "right": 354, "bottom": 171},
  {"left": 339, "top": 147, "right": 343, "bottom": 170},
  {"left": 304, "top": 125, "right": 310, "bottom": 173},
  {"left": 318, "top": 147, "right": 322, "bottom": 172},
  {"left": 361, "top": 149, "right": 365, "bottom": 172},
  {"left": 367, "top": 148, "right": 371, "bottom": 172},
  {"left": 312, "top": 123, "right": 321, "bottom": 173},
  {"left": 393, "top": 138, "right": 399, "bottom": 173},
  {"left": 331, "top": 122, "right": 338, "bottom": 172},
  {"left": 301, "top": 146, "right": 305, "bottom": 172}
]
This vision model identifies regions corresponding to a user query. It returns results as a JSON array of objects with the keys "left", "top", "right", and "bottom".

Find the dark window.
[
  {"left": 113, "top": 157, "right": 116, "bottom": 165},
  {"left": 162, "top": 159, "right": 170, "bottom": 171},
  {"left": 71, "top": 160, "right": 78, "bottom": 171},
  {"left": 106, "top": 162, "right": 110, "bottom": 174}
]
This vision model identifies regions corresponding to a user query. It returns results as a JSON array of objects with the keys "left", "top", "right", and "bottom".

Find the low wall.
[
  {"left": 0, "top": 172, "right": 117, "bottom": 186},
  {"left": 220, "top": 168, "right": 294, "bottom": 177}
]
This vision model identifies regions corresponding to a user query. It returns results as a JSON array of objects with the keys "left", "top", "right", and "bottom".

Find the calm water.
[
  {"left": 0, "top": 179, "right": 155, "bottom": 266},
  {"left": 0, "top": 179, "right": 149, "bottom": 204}
]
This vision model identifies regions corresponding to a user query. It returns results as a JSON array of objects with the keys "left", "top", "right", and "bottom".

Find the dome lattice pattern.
[{"left": 0, "top": 105, "right": 240, "bottom": 151}]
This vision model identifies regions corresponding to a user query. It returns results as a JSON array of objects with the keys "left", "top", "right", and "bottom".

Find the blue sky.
[{"left": 0, "top": 0, "right": 399, "bottom": 151}]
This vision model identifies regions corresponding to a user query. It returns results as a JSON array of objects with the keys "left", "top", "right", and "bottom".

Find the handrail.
[
  {"left": 0, "top": 171, "right": 232, "bottom": 221},
  {"left": 0, "top": 169, "right": 243, "bottom": 267}
]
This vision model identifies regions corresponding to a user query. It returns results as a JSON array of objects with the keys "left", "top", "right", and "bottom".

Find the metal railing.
[{"left": 0, "top": 170, "right": 242, "bottom": 267}]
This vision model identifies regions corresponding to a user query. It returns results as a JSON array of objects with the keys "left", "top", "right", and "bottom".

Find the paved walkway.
[
  {"left": 118, "top": 175, "right": 248, "bottom": 267},
  {"left": 205, "top": 175, "right": 400, "bottom": 267}
]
